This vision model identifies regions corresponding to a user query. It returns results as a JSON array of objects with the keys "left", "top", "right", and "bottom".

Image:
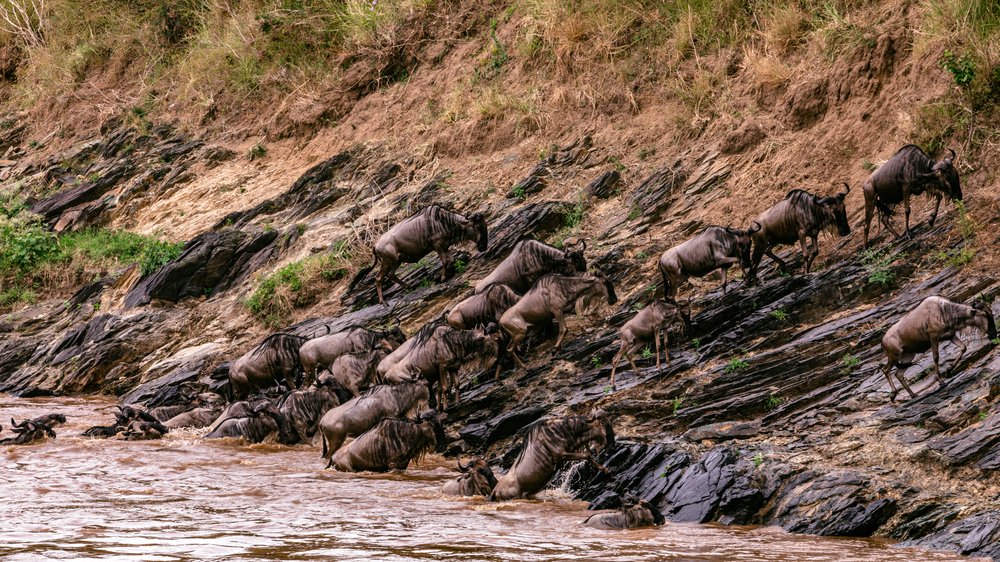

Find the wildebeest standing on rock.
[
  {"left": 327, "top": 411, "right": 446, "bottom": 472},
  {"left": 659, "top": 223, "right": 761, "bottom": 298},
  {"left": 299, "top": 325, "right": 406, "bottom": 383},
  {"left": 442, "top": 458, "right": 499, "bottom": 497},
  {"left": 383, "top": 324, "right": 499, "bottom": 410},
  {"left": 748, "top": 185, "right": 851, "bottom": 283},
  {"left": 863, "top": 145, "right": 962, "bottom": 247},
  {"left": 348, "top": 205, "right": 489, "bottom": 304},
  {"left": 447, "top": 283, "right": 520, "bottom": 330},
  {"left": 319, "top": 381, "right": 430, "bottom": 466},
  {"left": 0, "top": 418, "right": 57, "bottom": 445},
  {"left": 229, "top": 333, "right": 307, "bottom": 399},
  {"left": 475, "top": 239, "right": 587, "bottom": 294},
  {"left": 499, "top": 272, "right": 617, "bottom": 368},
  {"left": 322, "top": 349, "right": 388, "bottom": 395},
  {"left": 881, "top": 296, "right": 997, "bottom": 400},
  {"left": 582, "top": 496, "right": 665, "bottom": 529},
  {"left": 609, "top": 299, "right": 689, "bottom": 389},
  {"left": 375, "top": 321, "right": 448, "bottom": 380},
  {"left": 490, "top": 411, "right": 615, "bottom": 501}
]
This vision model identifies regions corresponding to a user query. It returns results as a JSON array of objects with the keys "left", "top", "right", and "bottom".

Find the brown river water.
[{"left": 0, "top": 395, "right": 978, "bottom": 562}]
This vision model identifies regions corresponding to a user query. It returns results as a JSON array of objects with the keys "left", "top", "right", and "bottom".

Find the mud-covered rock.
[{"left": 898, "top": 510, "right": 1000, "bottom": 560}]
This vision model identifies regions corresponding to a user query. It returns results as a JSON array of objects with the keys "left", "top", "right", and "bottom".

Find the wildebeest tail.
[
  {"left": 660, "top": 266, "right": 671, "bottom": 298},
  {"left": 348, "top": 249, "right": 379, "bottom": 292}
]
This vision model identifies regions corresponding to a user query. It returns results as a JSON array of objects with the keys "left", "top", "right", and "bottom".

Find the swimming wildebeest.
[
  {"left": 120, "top": 420, "right": 169, "bottom": 441},
  {"left": 499, "top": 273, "right": 617, "bottom": 368},
  {"left": 490, "top": 411, "right": 616, "bottom": 501},
  {"left": 26, "top": 413, "right": 67, "bottom": 428},
  {"left": 880, "top": 296, "right": 997, "bottom": 400},
  {"left": 327, "top": 411, "right": 447, "bottom": 472},
  {"left": 659, "top": 223, "right": 762, "bottom": 298},
  {"left": 384, "top": 324, "right": 499, "bottom": 410},
  {"left": 278, "top": 377, "right": 352, "bottom": 444},
  {"left": 475, "top": 239, "right": 587, "bottom": 294},
  {"left": 165, "top": 404, "right": 225, "bottom": 429},
  {"left": 204, "top": 398, "right": 297, "bottom": 444},
  {"left": 0, "top": 418, "right": 57, "bottom": 445},
  {"left": 299, "top": 325, "right": 406, "bottom": 382},
  {"left": 84, "top": 405, "right": 159, "bottom": 437},
  {"left": 348, "top": 205, "right": 489, "bottom": 304},
  {"left": 609, "top": 299, "right": 689, "bottom": 388},
  {"left": 318, "top": 381, "right": 430, "bottom": 466},
  {"left": 321, "top": 348, "right": 388, "bottom": 395},
  {"left": 442, "top": 458, "right": 499, "bottom": 497},
  {"left": 229, "top": 333, "right": 307, "bottom": 399},
  {"left": 863, "top": 145, "right": 962, "bottom": 248},
  {"left": 748, "top": 185, "right": 851, "bottom": 282},
  {"left": 582, "top": 496, "right": 665, "bottom": 529}
]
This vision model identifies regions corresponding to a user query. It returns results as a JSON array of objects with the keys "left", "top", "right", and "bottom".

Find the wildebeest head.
[
  {"left": 632, "top": 498, "right": 666, "bottom": 525},
  {"left": 817, "top": 183, "right": 851, "bottom": 237},
  {"left": 971, "top": 300, "right": 997, "bottom": 341},
  {"left": 564, "top": 240, "right": 588, "bottom": 273},
  {"left": 470, "top": 212, "right": 489, "bottom": 252},
  {"left": 726, "top": 222, "right": 761, "bottom": 270},
  {"left": 458, "top": 458, "right": 499, "bottom": 492},
  {"left": 586, "top": 409, "right": 616, "bottom": 454},
  {"left": 927, "top": 149, "right": 962, "bottom": 201},
  {"left": 418, "top": 410, "right": 448, "bottom": 453},
  {"left": 595, "top": 270, "right": 618, "bottom": 305}
]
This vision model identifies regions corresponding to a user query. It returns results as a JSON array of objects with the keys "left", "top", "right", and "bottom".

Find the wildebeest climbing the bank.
[
  {"left": 659, "top": 223, "right": 761, "bottom": 298},
  {"left": 863, "top": 145, "right": 962, "bottom": 248},
  {"left": 609, "top": 299, "right": 689, "bottom": 389},
  {"left": 490, "top": 411, "right": 615, "bottom": 501},
  {"left": 278, "top": 377, "right": 352, "bottom": 444},
  {"left": 228, "top": 333, "right": 307, "bottom": 399},
  {"left": 748, "top": 185, "right": 851, "bottom": 283},
  {"left": 299, "top": 325, "right": 406, "bottom": 383},
  {"left": 442, "top": 458, "right": 499, "bottom": 497},
  {"left": 475, "top": 239, "right": 587, "bottom": 294},
  {"left": 204, "top": 398, "right": 297, "bottom": 444},
  {"left": 327, "top": 411, "right": 446, "bottom": 473},
  {"left": 499, "top": 272, "right": 617, "bottom": 369},
  {"left": 348, "top": 204, "right": 488, "bottom": 304},
  {"left": 880, "top": 296, "right": 997, "bottom": 400}
]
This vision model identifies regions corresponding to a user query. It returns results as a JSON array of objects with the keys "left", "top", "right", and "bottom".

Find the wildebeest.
[
  {"left": 582, "top": 496, "right": 665, "bottom": 529},
  {"left": 474, "top": 239, "right": 587, "bottom": 294},
  {"left": 490, "top": 411, "right": 615, "bottom": 501},
  {"left": 278, "top": 378, "right": 352, "bottom": 444},
  {"left": 84, "top": 405, "right": 160, "bottom": 438},
  {"left": 375, "top": 322, "right": 448, "bottom": 379},
  {"left": 447, "top": 283, "right": 520, "bottom": 329},
  {"left": 26, "top": 413, "right": 67, "bottom": 428},
  {"left": 322, "top": 348, "right": 388, "bottom": 395},
  {"left": 880, "top": 296, "right": 997, "bottom": 400},
  {"left": 318, "top": 382, "right": 430, "bottom": 466},
  {"left": 328, "top": 411, "right": 446, "bottom": 472},
  {"left": 499, "top": 273, "right": 617, "bottom": 368},
  {"left": 165, "top": 405, "right": 224, "bottom": 429},
  {"left": 229, "top": 333, "right": 307, "bottom": 399},
  {"left": 863, "top": 145, "right": 962, "bottom": 248},
  {"left": 659, "top": 223, "right": 761, "bottom": 298},
  {"left": 0, "top": 418, "right": 57, "bottom": 445},
  {"left": 609, "top": 299, "right": 689, "bottom": 388},
  {"left": 299, "top": 325, "right": 406, "bottom": 382},
  {"left": 442, "top": 458, "right": 499, "bottom": 497},
  {"left": 121, "top": 420, "right": 169, "bottom": 441},
  {"left": 384, "top": 324, "right": 499, "bottom": 410},
  {"left": 748, "top": 185, "right": 851, "bottom": 282},
  {"left": 204, "top": 398, "right": 297, "bottom": 444},
  {"left": 348, "top": 205, "right": 489, "bottom": 304}
]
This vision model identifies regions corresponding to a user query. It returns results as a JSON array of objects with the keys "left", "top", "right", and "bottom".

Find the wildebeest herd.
[{"left": 3, "top": 145, "right": 996, "bottom": 531}]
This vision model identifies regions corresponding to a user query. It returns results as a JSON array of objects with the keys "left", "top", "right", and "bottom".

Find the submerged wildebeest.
[
  {"left": 582, "top": 496, "right": 665, "bottom": 529},
  {"left": 447, "top": 283, "right": 521, "bottom": 380},
  {"left": 609, "top": 299, "right": 689, "bottom": 388},
  {"left": 321, "top": 349, "right": 388, "bottom": 395},
  {"left": 121, "top": 420, "right": 169, "bottom": 441},
  {"left": 278, "top": 377, "right": 352, "bottom": 444},
  {"left": 204, "top": 398, "right": 297, "bottom": 444},
  {"left": 328, "top": 411, "right": 446, "bottom": 472},
  {"left": 442, "top": 458, "right": 499, "bottom": 497},
  {"left": 229, "top": 333, "right": 307, "bottom": 399},
  {"left": 84, "top": 405, "right": 159, "bottom": 437},
  {"left": 318, "top": 382, "right": 430, "bottom": 466},
  {"left": 499, "top": 273, "right": 617, "bottom": 368},
  {"left": 659, "top": 223, "right": 761, "bottom": 298},
  {"left": 26, "top": 413, "right": 67, "bottom": 428},
  {"left": 748, "top": 185, "right": 851, "bottom": 282},
  {"left": 880, "top": 296, "right": 997, "bottom": 400},
  {"left": 348, "top": 205, "right": 488, "bottom": 304},
  {"left": 165, "top": 404, "right": 225, "bottom": 429},
  {"left": 299, "top": 325, "right": 406, "bottom": 382},
  {"left": 490, "top": 411, "right": 615, "bottom": 501},
  {"left": 0, "top": 418, "right": 57, "bottom": 445},
  {"left": 383, "top": 324, "right": 499, "bottom": 410},
  {"left": 863, "top": 145, "right": 962, "bottom": 247},
  {"left": 475, "top": 239, "right": 587, "bottom": 295}
]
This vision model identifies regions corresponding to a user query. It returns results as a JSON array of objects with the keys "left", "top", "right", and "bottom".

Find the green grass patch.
[
  {"left": 860, "top": 248, "right": 896, "bottom": 287},
  {"left": 725, "top": 357, "right": 749, "bottom": 373}
]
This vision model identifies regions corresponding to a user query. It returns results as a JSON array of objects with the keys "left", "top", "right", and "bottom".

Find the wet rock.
[
  {"left": 888, "top": 501, "right": 963, "bottom": 541},
  {"left": 564, "top": 442, "right": 692, "bottom": 509},
  {"left": 662, "top": 448, "right": 739, "bottom": 523},
  {"left": 124, "top": 228, "right": 279, "bottom": 308},
  {"left": 120, "top": 342, "right": 223, "bottom": 407},
  {"left": 898, "top": 510, "right": 1000, "bottom": 560},
  {"left": 458, "top": 406, "right": 548, "bottom": 450},
  {"left": 771, "top": 470, "right": 897, "bottom": 536},
  {"left": 31, "top": 160, "right": 135, "bottom": 223},
  {"left": 683, "top": 420, "right": 761, "bottom": 442}
]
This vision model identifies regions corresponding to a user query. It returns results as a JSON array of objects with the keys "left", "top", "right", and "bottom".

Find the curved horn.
[
  {"left": 725, "top": 224, "right": 740, "bottom": 235},
  {"left": 749, "top": 221, "right": 762, "bottom": 234},
  {"left": 842, "top": 182, "right": 851, "bottom": 195},
  {"left": 948, "top": 148, "right": 956, "bottom": 162}
]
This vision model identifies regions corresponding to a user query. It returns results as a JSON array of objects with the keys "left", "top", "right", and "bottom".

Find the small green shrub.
[
  {"left": 860, "top": 248, "right": 895, "bottom": 287},
  {"left": 979, "top": 410, "right": 989, "bottom": 422},
  {"left": 512, "top": 185, "right": 526, "bottom": 199},
  {"left": 769, "top": 309, "right": 788, "bottom": 322},
  {"left": 641, "top": 347, "right": 653, "bottom": 359},
  {"left": 564, "top": 200, "right": 586, "bottom": 229},
  {"left": 671, "top": 397, "right": 684, "bottom": 415},
  {"left": 862, "top": 159, "right": 877, "bottom": 172},
  {"left": 0, "top": 287, "right": 36, "bottom": 307},
  {"left": 138, "top": 240, "right": 184, "bottom": 275},
  {"left": 765, "top": 395, "right": 785, "bottom": 410},
  {"left": 590, "top": 355, "right": 603, "bottom": 368},
  {"left": 935, "top": 247, "right": 975, "bottom": 268},
  {"left": 752, "top": 452, "right": 764, "bottom": 468},
  {"left": 691, "top": 337, "right": 701, "bottom": 349},
  {"left": 452, "top": 259, "right": 467, "bottom": 274},
  {"left": 941, "top": 50, "right": 976, "bottom": 86},
  {"left": 840, "top": 354, "right": 861, "bottom": 375},
  {"left": 955, "top": 200, "right": 977, "bottom": 240},
  {"left": 725, "top": 358, "right": 749, "bottom": 373}
]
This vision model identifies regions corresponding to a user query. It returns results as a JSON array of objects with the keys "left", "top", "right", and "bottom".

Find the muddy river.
[{"left": 0, "top": 395, "right": 976, "bottom": 561}]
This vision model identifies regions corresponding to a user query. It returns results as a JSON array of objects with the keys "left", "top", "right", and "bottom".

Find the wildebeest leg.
[
  {"left": 720, "top": 267, "right": 729, "bottom": 295},
  {"left": 948, "top": 334, "right": 967, "bottom": 376},
  {"left": 764, "top": 248, "right": 789, "bottom": 273},
  {"left": 806, "top": 236, "right": 820, "bottom": 273},
  {"left": 748, "top": 243, "right": 766, "bottom": 285},
  {"left": 553, "top": 310, "right": 569, "bottom": 350},
  {"left": 929, "top": 193, "right": 943, "bottom": 227},
  {"left": 610, "top": 342, "right": 626, "bottom": 388},
  {"left": 560, "top": 451, "right": 610, "bottom": 473},
  {"left": 864, "top": 196, "right": 874, "bottom": 248},
  {"left": 903, "top": 196, "right": 912, "bottom": 239},
  {"left": 929, "top": 337, "right": 944, "bottom": 385},
  {"left": 436, "top": 248, "right": 453, "bottom": 282},
  {"left": 654, "top": 329, "right": 662, "bottom": 370},
  {"left": 797, "top": 233, "right": 811, "bottom": 273}
]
